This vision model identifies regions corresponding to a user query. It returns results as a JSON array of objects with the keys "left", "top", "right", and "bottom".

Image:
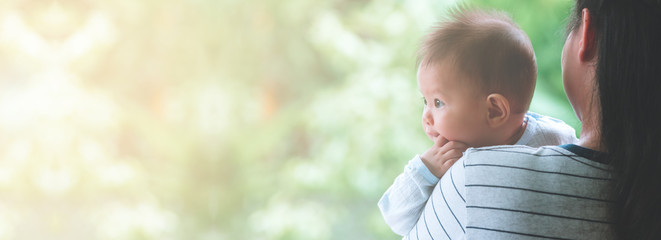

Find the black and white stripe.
[{"left": 405, "top": 146, "right": 615, "bottom": 240}]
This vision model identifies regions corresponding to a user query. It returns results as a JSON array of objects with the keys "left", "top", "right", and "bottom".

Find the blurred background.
[{"left": 0, "top": 0, "right": 577, "bottom": 239}]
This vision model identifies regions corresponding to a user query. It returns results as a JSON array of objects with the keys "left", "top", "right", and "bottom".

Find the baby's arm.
[
  {"left": 378, "top": 137, "right": 468, "bottom": 236},
  {"left": 378, "top": 155, "right": 439, "bottom": 235}
]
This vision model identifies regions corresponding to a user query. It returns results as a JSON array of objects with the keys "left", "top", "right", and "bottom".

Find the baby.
[{"left": 378, "top": 9, "right": 578, "bottom": 236}]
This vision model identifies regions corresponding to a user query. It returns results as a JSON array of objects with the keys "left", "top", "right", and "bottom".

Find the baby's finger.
[
  {"left": 434, "top": 136, "right": 449, "bottom": 147},
  {"left": 440, "top": 141, "right": 469, "bottom": 154},
  {"left": 441, "top": 157, "right": 460, "bottom": 169},
  {"left": 443, "top": 149, "right": 464, "bottom": 161}
]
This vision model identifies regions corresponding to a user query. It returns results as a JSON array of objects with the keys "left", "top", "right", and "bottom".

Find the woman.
[
  {"left": 565, "top": 1, "right": 661, "bottom": 238},
  {"left": 405, "top": 0, "right": 661, "bottom": 239}
]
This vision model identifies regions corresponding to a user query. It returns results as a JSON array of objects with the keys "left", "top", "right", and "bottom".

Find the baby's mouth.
[
  {"left": 425, "top": 127, "right": 440, "bottom": 139},
  {"left": 428, "top": 131, "right": 440, "bottom": 138}
]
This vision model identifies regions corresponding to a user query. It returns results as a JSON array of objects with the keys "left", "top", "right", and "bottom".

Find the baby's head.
[{"left": 417, "top": 9, "right": 536, "bottom": 147}]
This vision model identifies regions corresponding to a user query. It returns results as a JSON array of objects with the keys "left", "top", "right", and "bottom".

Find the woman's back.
[
  {"left": 406, "top": 145, "right": 614, "bottom": 239},
  {"left": 463, "top": 145, "right": 613, "bottom": 239}
]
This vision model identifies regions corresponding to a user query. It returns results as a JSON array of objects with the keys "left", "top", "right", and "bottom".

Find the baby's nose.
[{"left": 422, "top": 109, "right": 433, "bottom": 125}]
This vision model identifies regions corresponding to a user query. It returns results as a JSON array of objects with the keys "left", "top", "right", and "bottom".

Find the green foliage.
[{"left": 0, "top": 0, "right": 577, "bottom": 239}]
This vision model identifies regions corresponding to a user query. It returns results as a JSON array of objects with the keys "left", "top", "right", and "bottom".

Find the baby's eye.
[
  {"left": 434, "top": 99, "right": 444, "bottom": 108},
  {"left": 422, "top": 97, "right": 427, "bottom": 106}
]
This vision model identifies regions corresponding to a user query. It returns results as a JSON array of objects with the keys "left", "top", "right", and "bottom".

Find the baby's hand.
[{"left": 420, "top": 137, "right": 469, "bottom": 178}]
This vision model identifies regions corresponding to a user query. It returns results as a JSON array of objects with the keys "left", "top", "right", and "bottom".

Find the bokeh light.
[{"left": 0, "top": 0, "right": 575, "bottom": 239}]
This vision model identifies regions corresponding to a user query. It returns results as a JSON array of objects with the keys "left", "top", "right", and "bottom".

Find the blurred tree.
[{"left": 0, "top": 0, "right": 575, "bottom": 239}]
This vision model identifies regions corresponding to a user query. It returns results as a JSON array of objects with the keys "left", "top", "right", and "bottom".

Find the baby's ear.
[{"left": 485, "top": 93, "right": 510, "bottom": 128}]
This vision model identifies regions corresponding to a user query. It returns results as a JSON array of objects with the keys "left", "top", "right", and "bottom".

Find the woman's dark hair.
[{"left": 568, "top": 0, "right": 661, "bottom": 239}]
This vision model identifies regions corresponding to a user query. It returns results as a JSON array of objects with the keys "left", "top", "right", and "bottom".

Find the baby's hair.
[{"left": 418, "top": 9, "right": 537, "bottom": 113}]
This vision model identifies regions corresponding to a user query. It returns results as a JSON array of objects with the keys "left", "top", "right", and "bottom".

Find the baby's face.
[{"left": 417, "top": 62, "right": 490, "bottom": 147}]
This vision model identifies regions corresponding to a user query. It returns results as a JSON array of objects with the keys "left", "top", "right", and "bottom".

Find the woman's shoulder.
[
  {"left": 461, "top": 145, "right": 615, "bottom": 239},
  {"left": 462, "top": 144, "right": 612, "bottom": 176},
  {"left": 464, "top": 145, "right": 571, "bottom": 163}
]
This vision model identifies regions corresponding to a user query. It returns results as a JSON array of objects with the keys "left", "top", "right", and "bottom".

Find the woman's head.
[
  {"left": 561, "top": 7, "right": 598, "bottom": 135},
  {"left": 564, "top": 0, "right": 661, "bottom": 238}
]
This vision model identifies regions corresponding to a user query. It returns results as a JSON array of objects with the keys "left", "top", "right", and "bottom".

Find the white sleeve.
[{"left": 378, "top": 155, "right": 440, "bottom": 236}]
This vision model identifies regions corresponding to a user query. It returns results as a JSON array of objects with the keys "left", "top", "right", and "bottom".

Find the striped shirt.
[
  {"left": 407, "top": 144, "right": 615, "bottom": 240},
  {"left": 379, "top": 112, "right": 578, "bottom": 236}
]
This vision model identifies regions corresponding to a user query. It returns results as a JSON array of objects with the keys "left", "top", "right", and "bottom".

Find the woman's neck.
[{"left": 578, "top": 109, "right": 603, "bottom": 151}]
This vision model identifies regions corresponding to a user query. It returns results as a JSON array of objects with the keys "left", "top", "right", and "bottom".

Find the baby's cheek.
[
  {"left": 444, "top": 131, "right": 462, "bottom": 142},
  {"left": 437, "top": 121, "right": 459, "bottom": 140},
  {"left": 438, "top": 118, "right": 473, "bottom": 143}
]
